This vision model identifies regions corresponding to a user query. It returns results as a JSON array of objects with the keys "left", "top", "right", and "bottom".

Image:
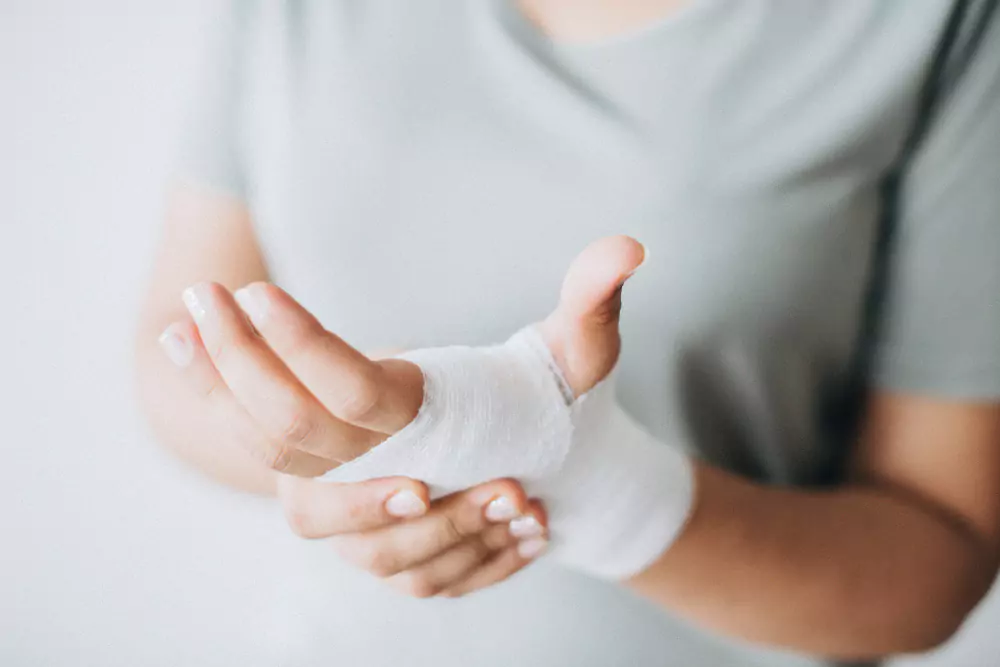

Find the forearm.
[
  {"left": 135, "top": 333, "right": 277, "bottom": 496},
  {"left": 136, "top": 187, "right": 277, "bottom": 494},
  {"left": 629, "top": 461, "right": 998, "bottom": 659}
]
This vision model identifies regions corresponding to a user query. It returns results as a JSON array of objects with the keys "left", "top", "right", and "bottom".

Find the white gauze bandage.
[{"left": 322, "top": 327, "right": 694, "bottom": 579}]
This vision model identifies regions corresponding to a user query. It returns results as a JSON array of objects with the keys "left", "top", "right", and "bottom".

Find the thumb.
[{"left": 539, "top": 235, "right": 645, "bottom": 397}]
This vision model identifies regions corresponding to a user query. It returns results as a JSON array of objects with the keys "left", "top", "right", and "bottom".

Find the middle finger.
[
  {"left": 232, "top": 282, "right": 423, "bottom": 435},
  {"left": 183, "top": 282, "right": 383, "bottom": 469},
  {"left": 330, "top": 479, "right": 528, "bottom": 578}
]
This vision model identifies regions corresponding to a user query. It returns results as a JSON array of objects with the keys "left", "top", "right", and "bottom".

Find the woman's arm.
[
  {"left": 136, "top": 185, "right": 552, "bottom": 595},
  {"left": 135, "top": 184, "right": 277, "bottom": 495},
  {"left": 630, "top": 394, "right": 1000, "bottom": 659}
]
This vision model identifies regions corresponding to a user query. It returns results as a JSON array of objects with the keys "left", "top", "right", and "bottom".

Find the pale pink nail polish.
[
  {"left": 385, "top": 490, "right": 426, "bottom": 518},
  {"left": 158, "top": 325, "right": 193, "bottom": 367},
  {"left": 517, "top": 538, "right": 547, "bottom": 559},
  {"left": 509, "top": 515, "right": 544, "bottom": 539},
  {"left": 182, "top": 286, "right": 209, "bottom": 322},
  {"left": 234, "top": 285, "right": 269, "bottom": 323},
  {"left": 485, "top": 496, "right": 518, "bottom": 522}
]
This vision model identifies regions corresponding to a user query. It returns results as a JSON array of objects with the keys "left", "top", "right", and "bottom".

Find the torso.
[{"left": 232, "top": 2, "right": 952, "bottom": 664}]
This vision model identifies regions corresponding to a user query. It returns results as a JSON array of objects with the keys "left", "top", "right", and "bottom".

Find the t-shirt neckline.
[{"left": 489, "top": 0, "right": 715, "bottom": 56}]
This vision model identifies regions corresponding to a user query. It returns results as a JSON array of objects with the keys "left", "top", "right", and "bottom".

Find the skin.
[
  {"left": 516, "top": 0, "right": 692, "bottom": 43},
  {"left": 135, "top": 0, "right": 1000, "bottom": 659},
  {"left": 139, "top": 185, "right": 1000, "bottom": 658},
  {"left": 137, "top": 183, "right": 633, "bottom": 598}
]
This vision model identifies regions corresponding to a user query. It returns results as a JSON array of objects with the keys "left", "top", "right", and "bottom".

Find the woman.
[{"left": 136, "top": 1, "right": 1000, "bottom": 665}]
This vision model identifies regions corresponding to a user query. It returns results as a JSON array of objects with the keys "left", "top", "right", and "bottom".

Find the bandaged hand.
[
  {"left": 160, "top": 284, "right": 549, "bottom": 596},
  {"left": 322, "top": 236, "right": 694, "bottom": 579},
  {"left": 164, "top": 236, "right": 693, "bottom": 584}
]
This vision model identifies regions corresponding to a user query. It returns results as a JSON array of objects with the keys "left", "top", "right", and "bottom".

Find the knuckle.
[
  {"left": 278, "top": 409, "right": 318, "bottom": 448},
  {"left": 334, "top": 371, "right": 382, "bottom": 423},
  {"left": 452, "top": 540, "right": 491, "bottom": 574},
  {"left": 343, "top": 497, "right": 374, "bottom": 524},
  {"left": 262, "top": 441, "right": 293, "bottom": 472},
  {"left": 481, "top": 525, "right": 514, "bottom": 551},
  {"left": 438, "top": 513, "right": 465, "bottom": 545},
  {"left": 476, "top": 536, "right": 501, "bottom": 562},
  {"left": 592, "top": 287, "right": 623, "bottom": 326}
]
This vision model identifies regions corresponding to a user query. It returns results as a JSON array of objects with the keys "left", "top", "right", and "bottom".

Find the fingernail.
[
  {"left": 158, "top": 325, "right": 193, "bottom": 367},
  {"left": 517, "top": 538, "right": 547, "bottom": 559},
  {"left": 484, "top": 496, "right": 518, "bottom": 522},
  {"left": 509, "top": 515, "right": 544, "bottom": 539},
  {"left": 624, "top": 244, "right": 647, "bottom": 281},
  {"left": 234, "top": 285, "right": 269, "bottom": 324},
  {"left": 182, "top": 285, "right": 210, "bottom": 323},
  {"left": 385, "top": 490, "right": 427, "bottom": 518}
]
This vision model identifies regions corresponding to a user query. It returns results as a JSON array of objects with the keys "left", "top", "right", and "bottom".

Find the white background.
[{"left": 1, "top": 2, "right": 998, "bottom": 666}]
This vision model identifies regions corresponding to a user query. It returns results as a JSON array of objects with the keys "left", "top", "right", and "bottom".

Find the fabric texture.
[
  {"left": 173, "top": 1, "right": 1000, "bottom": 665},
  {"left": 324, "top": 326, "right": 696, "bottom": 579},
  {"left": 323, "top": 327, "right": 576, "bottom": 492}
]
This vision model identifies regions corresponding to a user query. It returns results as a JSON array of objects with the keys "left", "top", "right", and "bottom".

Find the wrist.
[{"left": 540, "top": 385, "right": 696, "bottom": 579}]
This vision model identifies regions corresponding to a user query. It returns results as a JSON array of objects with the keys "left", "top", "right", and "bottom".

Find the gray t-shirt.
[{"left": 176, "top": 1, "right": 1000, "bottom": 665}]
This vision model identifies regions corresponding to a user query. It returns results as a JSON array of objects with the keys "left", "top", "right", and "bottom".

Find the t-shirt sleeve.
[
  {"left": 172, "top": 0, "right": 252, "bottom": 198},
  {"left": 869, "top": 12, "right": 1000, "bottom": 399}
]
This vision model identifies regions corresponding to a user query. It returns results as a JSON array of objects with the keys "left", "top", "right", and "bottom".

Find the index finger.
[
  {"left": 159, "top": 319, "right": 335, "bottom": 477},
  {"left": 278, "top": 475, "right": 431, "bottom": 538},
  {"left": 330, "top": 479, "right": 533, "bottom": 577},
  {"left": 233, "top": 282, "right": 423, "bottom": 435},
  {"left": 182, "top": 282, "right": 384, "bottom": 468}
]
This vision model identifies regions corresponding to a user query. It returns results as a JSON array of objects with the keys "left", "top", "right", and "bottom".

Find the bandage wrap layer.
[
  {"left": 322, "top": 327, "right": 694, "bottom": 579},
  {"left": 323, "top": 329, "right": 575, "bottom": 489}
]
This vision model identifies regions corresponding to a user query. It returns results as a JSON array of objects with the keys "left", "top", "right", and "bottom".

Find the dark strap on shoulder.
[{"left": 828, "top": 0, "right": 998, "bottom": 479}]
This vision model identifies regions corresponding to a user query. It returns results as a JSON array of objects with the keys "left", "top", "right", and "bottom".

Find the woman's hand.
[
  {"left": 157, "top": 280, "right": 560, "bottom": 596},
  {"left": 158, "top": 234, "right": 643, "bottom": 475},
  {"left": 159, "top": 293, "right": 552, "bottom": 596},
  {"left": 536, "top": 235, "right": 645, "bottom": 398},
  {"left": 278, "top": 474, "right": 549, "bottom": 598},
  {"left": 157, "top": 235, "right": 643, "bottom": 595},
  {"left": 158, "top": 281, "right": 428, "bottom": 476}
]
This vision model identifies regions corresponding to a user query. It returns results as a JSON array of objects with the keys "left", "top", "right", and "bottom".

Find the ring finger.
[
  {"left": 330, "top": 479, "right": 528, "bottom": 577},
  {"left": 158, "top": 319, "right": 333, "bottom": 476},
  {"left": 441, "top": 501, "right": 549, "bottom": 598},
  {"left": 385, "top": 523, "right": 515, "bottom": 598}
]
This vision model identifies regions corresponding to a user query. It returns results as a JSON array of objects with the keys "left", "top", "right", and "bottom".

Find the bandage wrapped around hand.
[{"left": 322, "top": 326, "right": 694, "bottom": 579}]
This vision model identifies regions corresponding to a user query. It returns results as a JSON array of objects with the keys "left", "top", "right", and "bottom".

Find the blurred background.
[{"left": 0, "top": 2, "right": 997, "bottom": 665}]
